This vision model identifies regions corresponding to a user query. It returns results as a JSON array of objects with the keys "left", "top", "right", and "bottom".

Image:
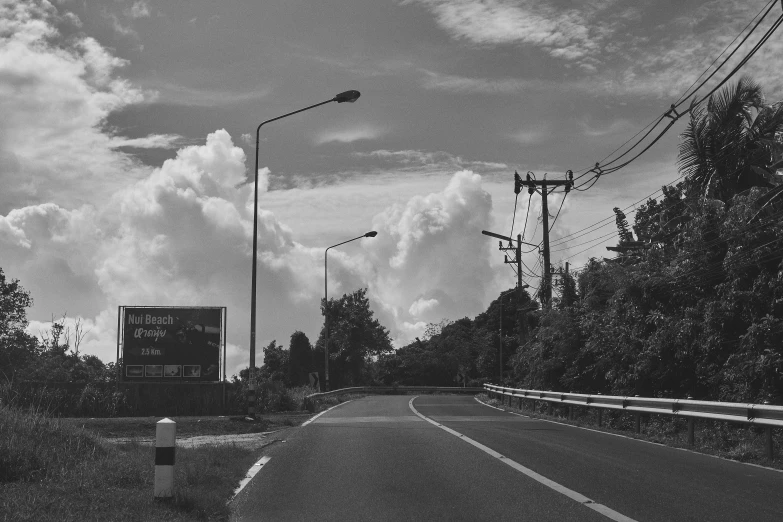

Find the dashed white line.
[{"left": 409, "top": 397, "right": 637, "bottom": 522}]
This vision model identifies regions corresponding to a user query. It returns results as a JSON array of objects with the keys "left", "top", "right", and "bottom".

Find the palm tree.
[{"left": 678, "top": 76, "right": 783, "bottom": 203}]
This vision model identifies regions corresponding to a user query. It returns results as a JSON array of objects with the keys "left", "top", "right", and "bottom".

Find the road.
[{"left": 230, "top": 395, "right": 783, "bottom": 521}]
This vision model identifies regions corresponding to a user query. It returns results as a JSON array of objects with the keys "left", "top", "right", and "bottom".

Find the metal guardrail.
[
  {"left": 484, "top": 384, "right": 782, "bottom": 459},
  {"left": 484, "top": 384, "right": 783, "bottom": 427},
  {"left": 304, "top": 386, "right": 483, "bottom": 410}
]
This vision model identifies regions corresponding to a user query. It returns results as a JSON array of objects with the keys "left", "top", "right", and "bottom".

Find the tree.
[
  {"left": 288, "top": 331, "right": 312, "bottom": 386},
  {"left": 316, "top": 288, "right": 392, "bottom": 387},
  {"left": 0, "top": 268, "right": 41, "bottom": 383},
  {"left": 259, "top": 340, "right": 288, "bottom": 383},
  {"left": 678, "top": 76, "right": 783, "bottom": 203}
]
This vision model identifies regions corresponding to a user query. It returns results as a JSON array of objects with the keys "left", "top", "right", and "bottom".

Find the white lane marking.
[
  {"left": 474, "top": 397, "right": 783, "bottom": 474},
  {"left": 409, "top": 397, "right": 637, "bottom": 522},
  {"left": 228, "top": 456, "right": 271, "bottom": 503},
  {"left": 302, "top": 399, "right": 354, "bottom": 427}
]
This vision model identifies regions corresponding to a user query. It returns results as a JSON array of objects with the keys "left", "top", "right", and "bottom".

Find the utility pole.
[{"left": 515, "top": 170, "right": 573, "bottom": 308}]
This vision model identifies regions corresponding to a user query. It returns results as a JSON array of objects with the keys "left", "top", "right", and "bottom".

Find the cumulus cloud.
[
  {"left": 367, "top": 170, "right": 496, "bottom": 344},
  {"left": 0, "top": 1, "right": 159, "bottom": 213}
]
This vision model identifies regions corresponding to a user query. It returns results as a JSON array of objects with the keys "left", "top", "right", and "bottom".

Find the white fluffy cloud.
[
  {"left": 367, "top": 170, "right": 495, "bottom": 342},
  {"left": 0, "top": 1, "right": 160, "bottom": 214}
]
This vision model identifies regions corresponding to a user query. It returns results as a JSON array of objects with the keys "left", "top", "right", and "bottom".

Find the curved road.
[{"left": 230, "top": 395, "right": 783, "bottom": 521}]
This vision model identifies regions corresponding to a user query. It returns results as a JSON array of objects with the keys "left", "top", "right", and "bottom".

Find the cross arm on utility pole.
[{"left": 511, "top": 171, "right": 574, "bottom": 309}]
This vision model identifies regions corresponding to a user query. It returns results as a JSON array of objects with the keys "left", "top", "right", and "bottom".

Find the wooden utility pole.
[{"left": 515, "top": 171, "right": 573, "bottom": 308}]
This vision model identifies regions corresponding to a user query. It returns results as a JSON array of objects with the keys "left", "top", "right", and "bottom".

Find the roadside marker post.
[{"left": 154, "top": 418, "right": 176, "bottom": 499}]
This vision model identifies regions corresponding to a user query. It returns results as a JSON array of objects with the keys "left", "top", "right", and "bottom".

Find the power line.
[{"left": 570, "top": 5, "right": 783, "bottom": 186}]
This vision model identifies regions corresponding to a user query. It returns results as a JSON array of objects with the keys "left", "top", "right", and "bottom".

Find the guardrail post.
[
  {"left": 547, "top": 402, "right": 553, "bottom": 416},
  {"left": 154, "top": 418, "right": 176, "bottom": 499},
  {"left": 634, "top": 412, "right": 641, "bottom": 434},
  {"left": 518, "top": 397, "right": 523, "bottom": 410},
  {"left": 766, "top": 427, "right": 774, "bottom": 461},
  {"left": 687, "top": 418, "right": 695, "bottom": 446}
]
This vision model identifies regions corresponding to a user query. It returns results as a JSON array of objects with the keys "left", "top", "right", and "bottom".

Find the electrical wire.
[
  {"left": 548, "top": 191, "right": 568, "bottom": 233},
  {"left": 509, "top": 191, "right": 520, "bottom": 239},
  {"left": 569, "top": 5, "right": 783, "bottom": 186},
  {"left": 521, "top": 193, "right": 532, "bottom": 240}
]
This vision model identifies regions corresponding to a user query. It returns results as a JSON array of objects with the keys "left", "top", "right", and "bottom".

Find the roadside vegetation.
[{"left": 0, "top": 401, "right": 263, "bottom": 522}]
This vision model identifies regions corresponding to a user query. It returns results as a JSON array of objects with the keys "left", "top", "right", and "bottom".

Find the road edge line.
[
  {"left": 227, "top": 456, "right": 271, "bottom": 504},
  {"left": 302, "top": 399, "right": 354, "bottom": 427},
  {"left": 474, "top": 396, "right": 783, "bottom": 474},
  {"left": 409, "top": 396, "right": 637, "bottom": 522}
]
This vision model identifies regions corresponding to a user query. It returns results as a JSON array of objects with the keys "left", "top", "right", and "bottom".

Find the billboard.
[{"left": 119, "top": 306, "right": 226, "bottom": 382}]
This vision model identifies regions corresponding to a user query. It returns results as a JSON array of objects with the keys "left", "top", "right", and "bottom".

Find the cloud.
[
  {"left": 0, "top": 1, "right": 159, "bottom": 213},
  {"left": 127, "top": 1, "right": 150, "bottom": 19},
  {"left": 353, "top": 149, "right": 507, "bottom": 171},
  {"left": 367, "top": 170, "right": 496, "bottom": 343},
  {"left": 578, "top": 119, "right": 634, "bottom": 138},
  {"left": 406, "top": 0, "right": 605, "bottom": 67},
  {"left": 510, "top": 126, "right": 550, "bottom": 145},
  {"left": 314, "top": 125, "right": 385, "bottom": 145},
  {"left": 110, "top": 134, "right": 184, "bottom": 149},
  {"left": 412, "top": 1, "right": 783, "bottom": 98}
]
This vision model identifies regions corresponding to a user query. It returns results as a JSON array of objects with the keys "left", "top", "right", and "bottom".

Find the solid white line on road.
[
  {"left": 473, "top": 397, "right": 783, "bottom": 475},
  {"left": 228, "top": 456, "right": 271, "bottom": 503},
  {"left": 409, "top": 397, "right": 637, "bottom": 522},
  {"left": 301, "top": 399, "right": 354, "bottom": 427}
]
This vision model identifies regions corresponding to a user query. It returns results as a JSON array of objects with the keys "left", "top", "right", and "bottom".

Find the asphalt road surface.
[{"left": 230, "top": 395, "right": 783, "bottom": 521}]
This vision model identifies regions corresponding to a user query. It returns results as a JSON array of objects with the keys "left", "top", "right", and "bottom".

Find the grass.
[
  {"left": 477, "top": 393, "right": 783, "bottom": 470},
  {"left": 59, "top": 413, "right": 312, "bottom": 440},
  {"left": 0, "top": 404, "right": 311, "bottom": 521}
]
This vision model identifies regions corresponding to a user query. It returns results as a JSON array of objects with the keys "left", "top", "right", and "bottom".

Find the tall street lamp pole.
[
  {"left": 324, "top": 231, "right": 377, "bottom": 391},
  {"left": 248, "top": 90, "right": 360, "bottom": 418}
]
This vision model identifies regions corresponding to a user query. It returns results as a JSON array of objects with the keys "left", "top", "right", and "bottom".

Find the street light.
[
  {"left": 324, "top": 231, "right": 377, "bottom": 391},
  {"left": 248, "top": 90, "right": 361, "bottom": 418},
  {"left": 481, "top": 230, "right": 540, "bottom": 250}
]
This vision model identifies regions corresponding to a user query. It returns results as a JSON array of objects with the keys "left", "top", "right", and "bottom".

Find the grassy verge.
[
  {"left": 0, "top": 404, "right": 305, "bottom": 521},
  {"left": 476, "top": 393, "right": 783, "bottom": 471},
  {"left": 59, "top": 413, "right": 312, "bottom": 440}
]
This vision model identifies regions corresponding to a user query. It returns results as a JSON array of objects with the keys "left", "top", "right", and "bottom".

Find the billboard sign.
[{"left": 119, "top": 306, "right": 226, "bottom": 382}]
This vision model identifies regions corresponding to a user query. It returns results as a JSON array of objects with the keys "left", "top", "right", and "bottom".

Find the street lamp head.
[
  {"left": 333, "top": 90, "right": 361, "bottom": 103},
  {"left": 364, "top": 231, "right": 378, "bottom": 237}
]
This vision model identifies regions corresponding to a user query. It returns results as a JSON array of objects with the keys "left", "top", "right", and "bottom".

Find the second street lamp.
[
  {"left": 248, "top": 90, "right": 360, "bottom": 419},
  {"left": 324, "top": 231, "right": 377, "bottom": 391}
]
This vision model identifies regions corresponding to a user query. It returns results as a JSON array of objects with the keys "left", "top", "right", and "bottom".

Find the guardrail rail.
[{"left": 485, "top": 384, "right": 783, "bottom": 460}]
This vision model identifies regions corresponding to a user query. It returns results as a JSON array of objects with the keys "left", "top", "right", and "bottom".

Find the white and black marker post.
[{"left": 154, "top": 418, "right": 176, "bottom": 498}]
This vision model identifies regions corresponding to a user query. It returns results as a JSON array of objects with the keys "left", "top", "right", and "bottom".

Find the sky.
[{"left": 1, "top": 0, "right": 782, "bottom": 378}]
